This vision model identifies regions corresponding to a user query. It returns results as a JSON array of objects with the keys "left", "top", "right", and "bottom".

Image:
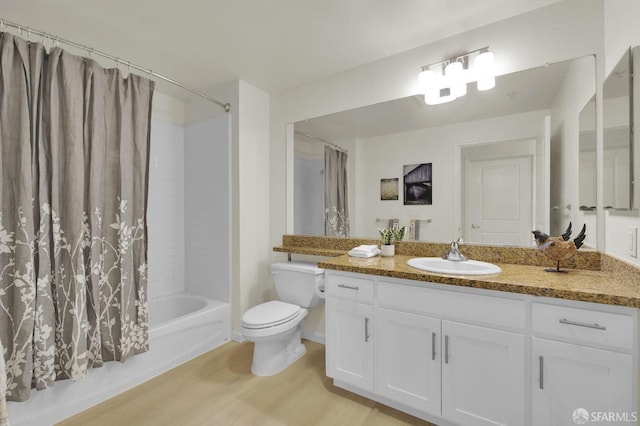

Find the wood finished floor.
[{"left": 58, "top": 340, "right": 434, "bottom": 426}]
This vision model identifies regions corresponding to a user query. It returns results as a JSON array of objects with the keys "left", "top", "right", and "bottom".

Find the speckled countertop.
[
  {"left": 274, "top": 235, "right": 640, "bottom": 309},
  {"left": 318, "top": 254, "right": 640, "bottom": 308}
]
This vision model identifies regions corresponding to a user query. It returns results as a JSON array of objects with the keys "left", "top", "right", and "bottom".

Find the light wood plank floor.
[{"left": 58, "top": 340, "right": 434, "bottom": 426}]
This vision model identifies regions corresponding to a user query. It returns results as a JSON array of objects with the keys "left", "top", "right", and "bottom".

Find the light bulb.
[
  {"left": 475, "top": 51, "right": 495, "bottom": 91},
  {"left": 444, "top": 61, "right": 466, "bottom": 97},
  {"left": 418, "top": 69, "right": 435, "bottom": 93}
]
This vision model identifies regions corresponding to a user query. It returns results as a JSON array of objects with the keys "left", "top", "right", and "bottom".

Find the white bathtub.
[{"left": 7, "top": 292, "right": 231, "bottom": 426}]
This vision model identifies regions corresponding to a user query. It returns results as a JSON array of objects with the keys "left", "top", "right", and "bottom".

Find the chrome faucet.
[{"left": 443, "top": 239, "right": 467, "bottom": 262}]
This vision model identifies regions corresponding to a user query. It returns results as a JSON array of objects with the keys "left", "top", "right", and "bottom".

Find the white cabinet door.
[
  {"left": 532, "top": 337, "right": 634, "bottom": 426},
  {"left": 441, "top": 321, "right": 526, "bottom": 426},
  {"left": 326, "top": 298, "right": 374, "bottom": 391},
  {"left": 375, "top": 308, "right": 441, "bottom": 416}
]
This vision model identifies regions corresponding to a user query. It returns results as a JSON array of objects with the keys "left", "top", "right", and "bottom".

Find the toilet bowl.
[{"left": 241, "top": 262, "right": 325, "bottom": 376}]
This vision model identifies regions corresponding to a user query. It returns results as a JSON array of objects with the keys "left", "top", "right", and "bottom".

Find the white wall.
[
  {"left": 147, "top": 93, "right": 186, "bottom": 300},
  {"left": 185, "top": 115, "right": 231, "bottom": 301},
  {"left": 234, "top": 82, "right": 271, "bottom": 332},
  {"left": 353, "top": 110, "right": 548, "bottom": 241}
]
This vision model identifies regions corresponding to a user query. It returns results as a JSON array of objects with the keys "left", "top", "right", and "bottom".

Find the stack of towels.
[{"left": 348, "top": 245, "right": 380, "bottom": 258}]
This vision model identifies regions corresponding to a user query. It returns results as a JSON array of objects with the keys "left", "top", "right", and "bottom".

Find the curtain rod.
[
  {"left": 294, "top": 131, "right": 347, "bottom": 153},
  {"left": 0, "top": 18, "right": 231, "bottom": 113}
]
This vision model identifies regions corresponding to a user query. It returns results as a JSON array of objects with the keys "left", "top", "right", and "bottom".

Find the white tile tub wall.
[
  {"left": 185, "top": 115, "right": 231, "bottom": 302},
  {"left": 147, "top": 119, "right": 186, "bottom": 300}
]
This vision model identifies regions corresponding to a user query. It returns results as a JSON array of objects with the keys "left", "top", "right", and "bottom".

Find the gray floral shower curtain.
[
  {"left": 324, "top": 146, "right": 349, "bottom": 237},
  {"left": 0, "top": 32, "right": 153, "bottom": 402}
]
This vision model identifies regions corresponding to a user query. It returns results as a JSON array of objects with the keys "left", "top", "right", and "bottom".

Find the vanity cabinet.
[
  {"left": 325, "top": 270, "right": 638, "bottom": 426},
  {"left": 440, "top": 320, "right": 525, "bottom": 426},
  {"left": 325, "top": 275, "right": 375, "bottom": 391},
  {"left": 375, "top": 308, "right": 441, "bottom": 414},
  {"left": 375, "top": 280, "right": 525, "bottom": 426},
  {"left": 531, "top": 303, "right": 635, "bottom": 425}
]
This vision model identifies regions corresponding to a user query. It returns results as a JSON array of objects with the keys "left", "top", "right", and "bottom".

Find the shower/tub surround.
[
  {"left": 7, "top": 293, "right": 230, "bottom": 426},
  {"left": 6, "top": 94, "right": 233, "bottom": 424}
]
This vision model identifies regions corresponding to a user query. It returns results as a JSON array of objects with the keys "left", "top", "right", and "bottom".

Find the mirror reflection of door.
[{"left": 462, "top": 139, "right": 538, "bottom": 246}]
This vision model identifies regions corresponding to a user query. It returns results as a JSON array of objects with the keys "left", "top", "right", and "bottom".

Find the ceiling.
[{"left": 1, "top": 0, "right": 562, "bottom": 98}]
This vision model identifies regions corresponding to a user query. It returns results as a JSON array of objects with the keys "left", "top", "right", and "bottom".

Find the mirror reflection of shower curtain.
[{"left": 324, "top": 146, "right": 349, "bottom": 236}]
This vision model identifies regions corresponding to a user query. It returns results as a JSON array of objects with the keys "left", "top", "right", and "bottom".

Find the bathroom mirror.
[
  {"left": 579, "top": 96, "right": 596, "bottom": 211},
  {"left": 292, "top": 55, "right": 595, "bottom": 247},
  {"left": 580, "top": 49, "right": 632, "bottom": 211},
  {"left": 633, "top": 46, "right": 640, "bottom": 210}
]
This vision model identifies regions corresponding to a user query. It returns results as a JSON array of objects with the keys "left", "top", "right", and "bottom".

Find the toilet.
[{"left": 241, "top": 262, "right": 325, "bottom": 376}]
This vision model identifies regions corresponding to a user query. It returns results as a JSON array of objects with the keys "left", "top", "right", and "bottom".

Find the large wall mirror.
[
  {"left": 291, "top": 55, "right": 595, "bottom": 247},
  {"left": 634, "top": 46, "right": 640, "bottom": 211},
  {"left": 580, "top": 49, "right": 632, "bottom": 212}
]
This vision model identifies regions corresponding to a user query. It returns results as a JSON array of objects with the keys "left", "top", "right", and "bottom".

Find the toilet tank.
[{"left": 271, "top": 262, "right": 325, "bottom": 308}]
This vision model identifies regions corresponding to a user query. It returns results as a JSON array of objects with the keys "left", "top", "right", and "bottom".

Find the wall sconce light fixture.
[{"left": 419, "top": 47, "right": 495, "bottom": 105}]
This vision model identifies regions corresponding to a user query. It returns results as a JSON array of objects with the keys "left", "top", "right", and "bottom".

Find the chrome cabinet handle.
[
  {"left": 364, "top": 317, "right": 370, "bottom": 342},
  {"left": 338, "top": 284, "right": 359, "bottom": 291},
  {"left": 559, "top": 318, "right": 606, "bottom": 330},
  {"left": 432, "top": 332, "right": 436, "bottom": 361},
  {"left": 539, "top": 356, "right": 544, "bottom": 390},
  {"left": 444, "top": 335, "right": 449, "bottom": 364},
  {"left": 471, "top": 224, "right": 480, "bottom": 229}
]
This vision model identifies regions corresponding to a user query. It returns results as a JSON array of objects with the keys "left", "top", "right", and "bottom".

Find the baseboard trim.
[
  {"left": 231, "top": 330, "right": 245, "bottom": 342},
  {"left": 302, "top": 330, "right": 325, "bottom": 345}
]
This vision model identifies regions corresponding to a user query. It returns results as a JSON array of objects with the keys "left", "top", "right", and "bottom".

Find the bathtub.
[{"left": 7, "top": 292, "right": 231, "bottom": 426}]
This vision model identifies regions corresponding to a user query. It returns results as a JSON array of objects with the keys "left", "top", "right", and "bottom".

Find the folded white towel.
[
  {"left": 351, "top": 245, "right": 379, "bottom": 253},
  {"left": 349, "top": 245, "right": 381, "bottom": 258}
]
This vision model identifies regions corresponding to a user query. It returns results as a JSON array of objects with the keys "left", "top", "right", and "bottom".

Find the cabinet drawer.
[
  {"left": 532, "top": 303, "right": 635, "bottom": 351},
  {"left": 378, "top": 281, "right": 526, "bottom": 330},
  {"left": 327, "top": 274, "right": 374, "bottom": 304}
]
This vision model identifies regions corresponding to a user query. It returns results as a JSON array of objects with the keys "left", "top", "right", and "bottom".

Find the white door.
[
  {"left": 532, "top": 338, "right": 634, "bottom": 426},
  {"left": 375, "top": 308, "right": 441, "bottom": 416},
  {"left": 466, "top": 156, "right": 533, "bottom": 245},
  {"left": 325, "top": 298, "right": 374, "bottom": 391},
  {"left": 441, "top": 321, "right": 526, "bottom": 426}
]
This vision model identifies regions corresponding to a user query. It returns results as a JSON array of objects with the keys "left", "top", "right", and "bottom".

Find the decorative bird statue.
[{"left": 532, "top": 222, "right": 587, "bottom": 273}]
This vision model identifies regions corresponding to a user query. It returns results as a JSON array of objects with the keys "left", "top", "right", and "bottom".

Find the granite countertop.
[
  {"left": 273, "top": 245, "right": 346, "bottom": 257},
  {"left": 318, "top": 254, "right": 640, "bottom": 309}
]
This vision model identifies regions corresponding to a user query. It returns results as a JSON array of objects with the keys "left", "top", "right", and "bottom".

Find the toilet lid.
[{"left": 242, "top": 301, "right": 302, "bottom": 329}]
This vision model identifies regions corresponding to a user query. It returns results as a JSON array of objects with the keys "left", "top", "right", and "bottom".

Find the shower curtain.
[
  {"left": 324, "top": 146, "right": 349, "bottom": 237},
  {"left": 0, "top": 32, "right": 154, "bottom": 402}
]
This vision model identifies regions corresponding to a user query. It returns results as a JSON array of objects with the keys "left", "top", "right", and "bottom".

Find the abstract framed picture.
[
  {"left": 380, "top": 178, "right": 399, "bottom": 200},
  {"left": 403, "top": 163, "right": 432, "bottom": 205}
]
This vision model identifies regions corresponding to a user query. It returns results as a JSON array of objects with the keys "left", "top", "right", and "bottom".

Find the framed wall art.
[{"left": 403, "top": 163, "right": 432, "bottom": 205}]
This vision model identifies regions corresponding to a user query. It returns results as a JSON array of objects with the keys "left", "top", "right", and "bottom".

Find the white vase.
[{"left": 381, "top": 244, "right": 395, "bottom": 257}]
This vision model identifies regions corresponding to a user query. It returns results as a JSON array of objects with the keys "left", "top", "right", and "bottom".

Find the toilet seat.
[{"left": 242, "top": 301, "right": 302, "bottom": 330}]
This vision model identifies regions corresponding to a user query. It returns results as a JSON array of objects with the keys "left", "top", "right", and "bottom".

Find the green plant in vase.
[{"left": 378, "top": 225, "right": 406, "bottom": 257}]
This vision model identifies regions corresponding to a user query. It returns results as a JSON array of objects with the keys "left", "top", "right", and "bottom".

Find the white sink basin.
[{"left": 407, "top": 257, "right": 501, "bottom": 276}]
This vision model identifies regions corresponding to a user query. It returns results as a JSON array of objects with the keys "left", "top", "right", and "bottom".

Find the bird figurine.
[{"left": 532, "top": 222, "right": 587, "bottom": 273}]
